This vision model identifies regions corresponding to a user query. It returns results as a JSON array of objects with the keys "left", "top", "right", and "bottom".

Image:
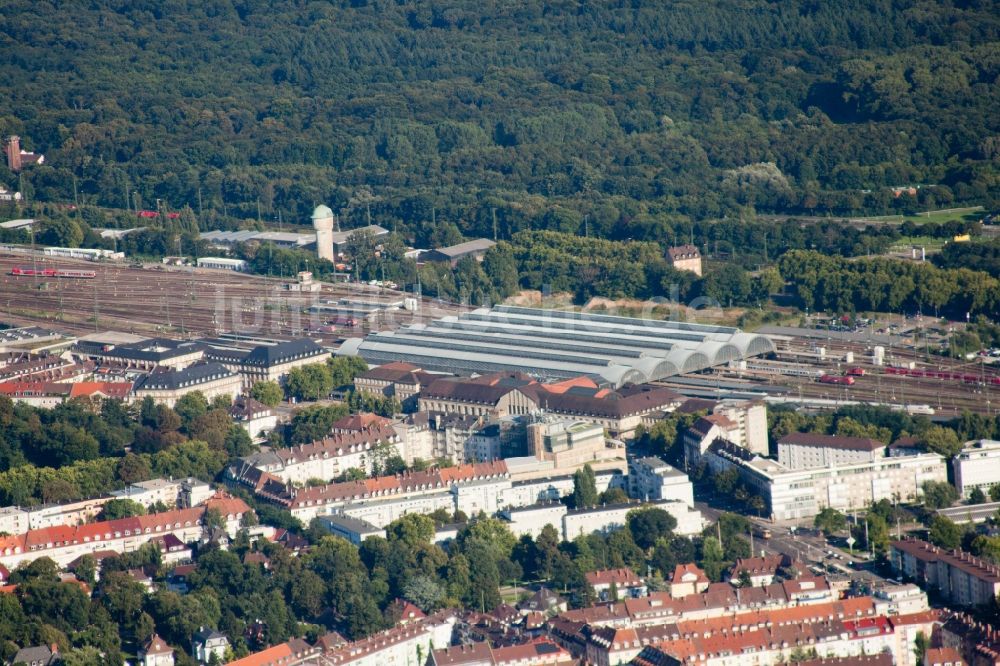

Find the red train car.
[
  {"left": 10, "top": 266, "right": 96, "bottom": 279},
  {"left": 819, "top": 374, "right": 855, "bottom": 385}
]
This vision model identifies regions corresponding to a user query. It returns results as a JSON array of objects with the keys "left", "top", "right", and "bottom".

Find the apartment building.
[
  {"left": 240, "top": 424, "right": 402, "bottom": 484},
  {"left": 562, "top": 500, "right": 705, "bottom": 541},
  {"left": 684, "top": 414, "right": 741, "bottom": 468},
  {"left": 952, "top": 439, "right": 1000, "bottom": 499},
  {"left": 500, "top": 500, "right": 704, "bottom": 542},
  {"left": 0, "top": 495, "right": 252, "bottom": 569},
  {"left": 627, "top": 608, "right": 937, "bottom": 666},
  {"left": 715, "top": 400, "right": 769, "bottom": 456},
  {"left": 628, "top": 456, "right": 695, "bottom": 506},
  {"left": 890, "top": 538, "right": 1000, "bottom": 607},
  {"left": 586, "top": 568, "right": 648, "bottom": 601},
  {"left": 317, "top": 611, "right": 456, "bottom": 666}
]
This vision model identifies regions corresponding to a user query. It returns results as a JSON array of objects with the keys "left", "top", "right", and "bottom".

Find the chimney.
[{"left": 6, "top": 136, "right": 21, "bottom": 172}]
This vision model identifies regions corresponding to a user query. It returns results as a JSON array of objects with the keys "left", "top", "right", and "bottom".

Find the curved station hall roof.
[{"left": 337, "top": 305, "right": 775, "bottom": 387}]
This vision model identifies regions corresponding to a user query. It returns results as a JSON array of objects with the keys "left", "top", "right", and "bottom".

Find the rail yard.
[
  {"left": 0, "top": 251, "right": 458, "bottom": 340},
  {"left": 1, "top": 248, "right": 995, "bottom": 417}
]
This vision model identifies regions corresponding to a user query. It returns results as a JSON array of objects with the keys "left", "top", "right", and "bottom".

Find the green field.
[{"left": 857, "top": 206, "right": 984, "bottom": 225}]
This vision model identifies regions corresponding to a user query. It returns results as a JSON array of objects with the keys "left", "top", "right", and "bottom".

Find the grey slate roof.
[
  {"left": 134, "top": 362, "right": 237, "bottom": 391},
  {"left": 206, "top": 338, "right": 326, "bottom": 368}
]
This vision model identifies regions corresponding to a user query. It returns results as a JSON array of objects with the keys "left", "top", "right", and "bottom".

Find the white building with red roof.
[
  {"left": 138, "top": 633, "right": 174, "bottom": 666},
  {"left": 0, "top": 495, "right": 252, "bottom": 569},
  {"left": 669, "top": 563, "right": 710, "bottom": 598},
  {"left": 585, "top": 568, "right": 648, "bottom": 601}
]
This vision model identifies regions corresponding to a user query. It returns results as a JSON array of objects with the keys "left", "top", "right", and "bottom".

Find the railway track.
[{"left": 0, "top": 253, "right": 460, "bottom": 339}]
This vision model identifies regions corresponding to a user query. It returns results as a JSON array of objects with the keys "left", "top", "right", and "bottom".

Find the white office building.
[
  {"left": 777, "top": 432, "right": 886, "bottom": 470},
  {"left": 705, "top": 440, "right": 947, "bottom": 521},
  {"left": 628, "top": 456, "right": 695, "bottom": 506},
  {"left": 952, "top": 439, "right": 1000, "bottom": 499}
]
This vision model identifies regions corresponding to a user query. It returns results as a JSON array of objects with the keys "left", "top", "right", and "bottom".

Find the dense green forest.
[{"left": 1, "top": 0, "right": 998, "bottom": 241}]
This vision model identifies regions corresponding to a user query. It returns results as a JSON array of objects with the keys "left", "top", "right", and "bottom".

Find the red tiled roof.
[
  {"left": 667, "top": 244, "right": 701, "bottom": 260},
  {"left": 68, "top": 381, "right": 133, "bottom": 399},
  {"left": 891, "top": 539, "right": 1000, "bottom": 584},
  {"left": 141, "top": 634, "right": 173, "bottom": 656},
  {"left": 4, "top": 497, "right": 250, "bottom": 556},
  {"left": 290, "top": 461, "right": 507, "bottom": 509},
  {"left": 670, "top": 563, "right": 709, "bottom": 584},
  {"left": 331, "top": 412, "right": 393, "bottom": 431},
  {"left": 925, "top": 647, "right": 964, "bottom": 666},
  {"left": 226, "top": 643, "right": 292, "bottom": 666},
  {"left": 586, "top": 567, "right": 643, "bottom": 587}
]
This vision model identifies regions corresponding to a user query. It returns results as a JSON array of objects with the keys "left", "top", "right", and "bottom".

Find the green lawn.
[{"left": 857, "top": 206, "right": 984, "bottom": 225}]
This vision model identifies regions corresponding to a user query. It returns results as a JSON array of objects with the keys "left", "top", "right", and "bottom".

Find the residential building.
[
  {"left": 952, "top": 440, "right": 1000, "bottom": 499},
  {"left": 236, "top": 424, "right": 401, "bottom": 484},
  {"left": 318, "top": 611, "right": 456, "bottom": 666},
  {"left": 8, "top": 645, "right": 58, "bottom": 666},
  {"left": 132, "top": 362, "right": 242, "bottom": 407},
  {"left": 0, "top": 185, "right": 21, "bottom": 202},
  {"left": 586, "top": 568, "right": 648, "bottom": 601},
  {"left": 714, "top": 400, "right": 769, "bottom": 456},
  {"left": 777, "top": 432, "right": 887, "bottom": 470},
  {"left": 180, "top": 478, "right": 214, "bottom": 508},
  {"left": 669, "top": 563, "right": 710, "bottom": 598},
  {"left": 315, "top": 514, "right": 386, "bottom": 545},
  {"left": 872, "top": 584, "right": 929, "bottom": 616},
  {"left": 230, "top": 396, "right": 278, "bottom": 441},
  {"left": 227, "top": 639, "right": 318, "bottom": 666},
  {"left": 500, "top": 503, "right": 568, "bottom": 540},
  {"left": 0, "top": 506, "right": 28, "bottom": 535},
  {"left": 704, "top": 440, "right": 946, "bottom": 520},
  {"left": 666, "top": 244, "right": 702, "bottom": 276},
  {"left": 937, "top": 611, "right": 1000, "bottom": 666},
  {"left": 925, "top": 648, "right": 964, "bottom": 666},
  {"left": 138, "top": 633, "right": 175, "bottom": 666},
  {"left": 421, "top": 238, "right": 496, "bottom": 266},
  {"left": 110, "top": 478, "right": 181, "bottom": 509},
  {"left": 0, "top": 380, "right": 133, "bottom": 408},
  {"left": 562, "top": 500, "right": 704, "bottom": 541},
  {"left": 684, "top": 414, "right": 741, "bottom": 468},
  {"left": 727, "top": 554, "right": 790, "bottom": 587},
  {"left": 235, "top": 461, "right": 511, "bottom": 525},
  {"left": 628, "top": 456, "right": 694, "bottom": 506},
  {"left": 432, "top": 639, "right": 572, "bottom": 666},
  {"left": 627, "top": 610, "right": 935, "bottom": 666},
  {"left": 466, "top": 422, "right": 504, "bottom": 462},
  {"left": 518, "top": 588, "right": 567, "bottom": 616},
  {"left": 890, "top": 538, "right": 1000, "bottom": 608},
  {"left": 0, "top": 495, "right": 252, "bottom": 569},
  {"left": 205, "top": 338, "right": 329, "bottom": 387},
  {"left": 192, "top": 628, "right": 229, "bottom": 664}
]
